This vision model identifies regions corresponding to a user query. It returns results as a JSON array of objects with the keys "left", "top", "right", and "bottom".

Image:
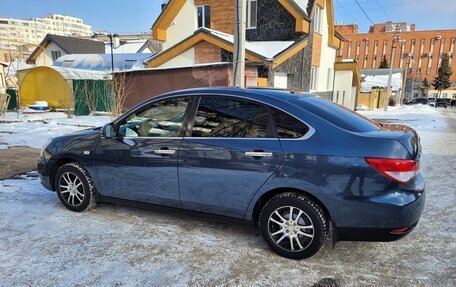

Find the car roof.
[{"left": 152, "top": 87, "right": 314, "bottom": 106}]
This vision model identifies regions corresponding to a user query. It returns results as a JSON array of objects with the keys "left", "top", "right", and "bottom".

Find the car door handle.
[
  {"left": 154, "top": 149, "right": 176, "bottom": 155},
  {"left": 245, "top": 151, "right": 273, "bottom": 157}
]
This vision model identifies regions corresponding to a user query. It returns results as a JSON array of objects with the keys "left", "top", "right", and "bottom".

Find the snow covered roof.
[
  {"left": 291, "top": 0, "right": 313, "bottom": 16},
  {"left": 4, "top": 61, "right": 34, "bottom": 77},
  {"left": 104, "top": 40, "right": 153, "bottom": 54},
  {"left": 360, "top": 68, "right": 403, "bottom": 93},
  {"left": 202, "top": 28, "right": 296, "bottom": 59},
  {"left": 17, "top": 66, "right": 110, "bottom": 80},
  {"left": 53, "top": 53, "right": 156, "bottom": 72}
]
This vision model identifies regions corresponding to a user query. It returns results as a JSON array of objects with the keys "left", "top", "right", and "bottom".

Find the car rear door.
[
  {"left": 93, "top": 96, "right": 192, "bottom": 207},
  {"left": 178, "top": 95, "right": 283, "bottom": 218}
]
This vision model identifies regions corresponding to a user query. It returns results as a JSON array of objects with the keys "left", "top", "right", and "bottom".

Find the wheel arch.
[
  {"left": 251, "top": 188, "right": 333, "bottom": 227},
  {"left": 49, "top": 157, "right": 79, "bottom": 191}
]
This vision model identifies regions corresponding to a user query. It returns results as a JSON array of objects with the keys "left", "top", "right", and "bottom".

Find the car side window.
[
  {"left": 191, "top": 96, "right": 270, "bottom": 138},
  {"left": 271, "top": 108, "right": 309, "bottom": 138},
  {"left": 119, "top": 97, "right": 190, "bottom": 138}
]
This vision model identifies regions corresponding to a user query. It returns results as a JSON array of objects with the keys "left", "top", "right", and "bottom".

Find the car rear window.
[{"left": 291, "top": 97, "right": 381, "bottom": 133}]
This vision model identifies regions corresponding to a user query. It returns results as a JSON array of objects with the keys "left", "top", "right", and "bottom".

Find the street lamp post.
[{"left": 107, "top": 33, "right": 119, "bottom": 72}]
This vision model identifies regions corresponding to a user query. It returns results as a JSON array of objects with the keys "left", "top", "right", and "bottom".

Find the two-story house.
[{"left": 146, "top": 0, "right": 346, "bottom": 99}]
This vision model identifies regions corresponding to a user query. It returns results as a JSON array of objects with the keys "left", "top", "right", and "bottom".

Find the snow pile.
[
  {"left": 361, "top": 104, "right": 439, "bottom": 116},
  {"left": 359, "top": 104, "right": 445, "bottom": 132},
  {"left": 360, "top": 72, "right": 402, "bottom": 93},
  {"left": 1, "top": 111, "right": 68, "bottom": 122},
  {"left": 0, "top": 112, "right": 111, "bottom": 149},
  {"left": 386, "top": 104, "right": 439, "bottom": 114}
]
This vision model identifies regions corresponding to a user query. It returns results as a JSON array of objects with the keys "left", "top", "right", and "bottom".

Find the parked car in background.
[
  {"left": 435, "top": 98, "right": 448, "bottom": 108},
  {"left": 37, "top": 88, "right": 425, "bottom": 260},
  {"left": 405, "top": 98, "right": 428, "bottom": 105},
  {"left": 428, "top": 97, "right": 436, "bottom": 107}
]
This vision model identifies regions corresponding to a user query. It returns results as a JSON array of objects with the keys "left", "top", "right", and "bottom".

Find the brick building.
[{"left": 336, "top": 22, "right": 456, "bottom": 99}]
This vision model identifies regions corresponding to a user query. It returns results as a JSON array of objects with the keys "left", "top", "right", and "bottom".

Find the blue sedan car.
[{"left": 38, "top": 88, "right": 425, "bottom": 259}]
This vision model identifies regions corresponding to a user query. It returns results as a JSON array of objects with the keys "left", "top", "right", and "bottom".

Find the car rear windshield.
[{"left": 291, "top": 97, "right": 381, "bottom": 133}]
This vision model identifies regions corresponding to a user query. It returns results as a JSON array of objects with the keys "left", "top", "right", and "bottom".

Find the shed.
[{"left": 18, "top": 66, "right": 109, "bottom": 110}]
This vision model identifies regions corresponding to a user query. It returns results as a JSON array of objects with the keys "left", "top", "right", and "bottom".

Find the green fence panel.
[
  {"left": 6, "top": 89, "right": 18, "bottom": 111},
  {"left": 73, "top": 80, "right": 113, "bottom": 116}
]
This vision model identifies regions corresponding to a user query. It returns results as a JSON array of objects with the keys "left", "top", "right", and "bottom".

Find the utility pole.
[
  {"left": 233, "top": 0, "right": 246, "bottom": 88},
  {"left": 384, "top": 29, "right": 400, "bottom": 111},
  {"left": 400, "top": 55, "right": 412, "bottom": 105}
]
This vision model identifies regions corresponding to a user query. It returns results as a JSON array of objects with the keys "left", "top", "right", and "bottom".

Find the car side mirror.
[{"left": 102, "top": 123, "right": 114, "bottom": 138}]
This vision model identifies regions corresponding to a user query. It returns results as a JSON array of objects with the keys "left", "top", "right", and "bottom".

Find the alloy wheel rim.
[
  {"left": 267, "top": 206, "right": 314, "bottom": 252},
  {"left": 59, "top": 172, "right": 85, "bottom": 206}
]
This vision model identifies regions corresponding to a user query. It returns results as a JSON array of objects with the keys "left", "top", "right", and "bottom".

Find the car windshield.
[
  {"left": 437, "top": 99, "right": 446, "bottom": 103},
  {"left": 291, "top": 96, "right": 381, "bottom": 133}
]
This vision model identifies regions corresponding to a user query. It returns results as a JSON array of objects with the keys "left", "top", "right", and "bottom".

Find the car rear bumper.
[{"left": 328, "top": 174, "right": 425, "bottom": 242}]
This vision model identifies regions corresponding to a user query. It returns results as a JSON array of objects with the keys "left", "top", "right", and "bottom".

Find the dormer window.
[
  {"left": 247, "top": 0, "right": 257, "bottom": 29},
  {"left": 197, "top": 5, "right": 210, "bottom": 29}
]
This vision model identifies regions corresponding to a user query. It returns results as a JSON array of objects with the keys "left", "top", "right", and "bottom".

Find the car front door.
[
  {"left": 93, "top": 96, "right": 191, "bottom": 207},
  {"left": 178, "top": 95, "right": 283, "bottom": 218}
]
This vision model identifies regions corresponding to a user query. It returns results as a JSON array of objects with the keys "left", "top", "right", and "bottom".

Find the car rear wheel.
[
  {"left": 259, "top": 193, "right": 328, "bottom": 259},
  {"left": 55, "top": 162, "right": 97, "bottom": 212}
]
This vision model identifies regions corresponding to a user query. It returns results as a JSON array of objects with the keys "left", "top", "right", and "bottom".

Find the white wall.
[
  {"left": 333, "top": 70, "right": 356, "bottom": 109},
  {"left": 273, "top": 72, "right": 288, "bottom": 89},
  {"left": 163, "top": 0, "right": 198, "bottom": 50},
  {"left": 35, "top": 42, "right": 66, "bottom": 66},
  {"left": 158, "top": 48, "right": 196, "bottom": 68},
  {"left": 314, "top": 5, "right": 337, "bottom": 93}
]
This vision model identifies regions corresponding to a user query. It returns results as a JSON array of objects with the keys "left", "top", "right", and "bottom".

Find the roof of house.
[
  {"left": 360, "top": 68, "right": 403, "bottom": 93},
  {"left": 26, "top": 34, "right": 106, "bottom": 64},
  {"left": 147, "top": 28, "right": 308, "bottom": 69},
  {"left": 291, "top": 0, "right": 314, "bottom": 17},
  {"left": 53, "top": 53, "right": 156, "bottom": 71},
  {"left": 104, "top": 39, "right": 155, "bottom": 54},
  {"left": 206, "top": 29, "right": 296, "bottom": 59}
]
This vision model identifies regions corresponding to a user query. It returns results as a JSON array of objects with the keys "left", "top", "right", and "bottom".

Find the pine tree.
[
  {"left": 421, "top": 77, "right": 430, "bottom": 96},
  {"left": 432, "top": 54, "right": 453, "bottom": 97},
  {"left": 379, "top": 55, "right": 389, "bottom": 69}
]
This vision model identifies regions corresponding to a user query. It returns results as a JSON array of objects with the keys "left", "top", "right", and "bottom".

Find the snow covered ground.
[
  {"left": 0, "top": 112, "right": 111, "bottom": 149},
  {"left": 0, "top": 107, "right": 455, "bottom": 286}
]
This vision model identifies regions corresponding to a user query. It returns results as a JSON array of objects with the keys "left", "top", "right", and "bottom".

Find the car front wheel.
[
  {"left": 55, "top": 162, "right": 97, "bottom": 212},
  {"left": 259, "top": 193, "right": 328, "bottom": 259}
]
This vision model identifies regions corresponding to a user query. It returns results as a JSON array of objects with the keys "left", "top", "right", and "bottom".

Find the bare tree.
[{"left": 103, "top": 72, "right": 135, "bottom": 119}]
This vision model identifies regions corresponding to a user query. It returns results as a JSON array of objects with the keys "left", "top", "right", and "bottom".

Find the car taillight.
[{"left": 365, "top": 158, "right": 420, "bottom": 184}]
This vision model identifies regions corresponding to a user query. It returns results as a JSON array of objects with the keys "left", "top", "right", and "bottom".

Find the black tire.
[
  {"left": 259, "top": 192, "right": 328, "bottom": 260},
  {"left": 55, "top": 162, "right": 97, "bottom": 212}
]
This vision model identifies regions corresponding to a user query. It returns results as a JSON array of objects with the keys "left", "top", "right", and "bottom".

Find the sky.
[{"left": 0, "top": 0, "right": 455, "bottom": 34}]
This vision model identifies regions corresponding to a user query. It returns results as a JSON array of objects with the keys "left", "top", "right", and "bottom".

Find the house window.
[
  {"left": 310, "top": 66, "right": 319, "bottom": 91},
  {"left": 197, "top": 5, "right": 210, "bottom": 29},
  {"left": 313, "top": 6, "right": 323, "bottom": 34},
  {"left": 246, "top": 0, "right": 257, "bottom": 29},
  {"left": 51, "top": 50, "right": 61, "bottom": 61}
]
